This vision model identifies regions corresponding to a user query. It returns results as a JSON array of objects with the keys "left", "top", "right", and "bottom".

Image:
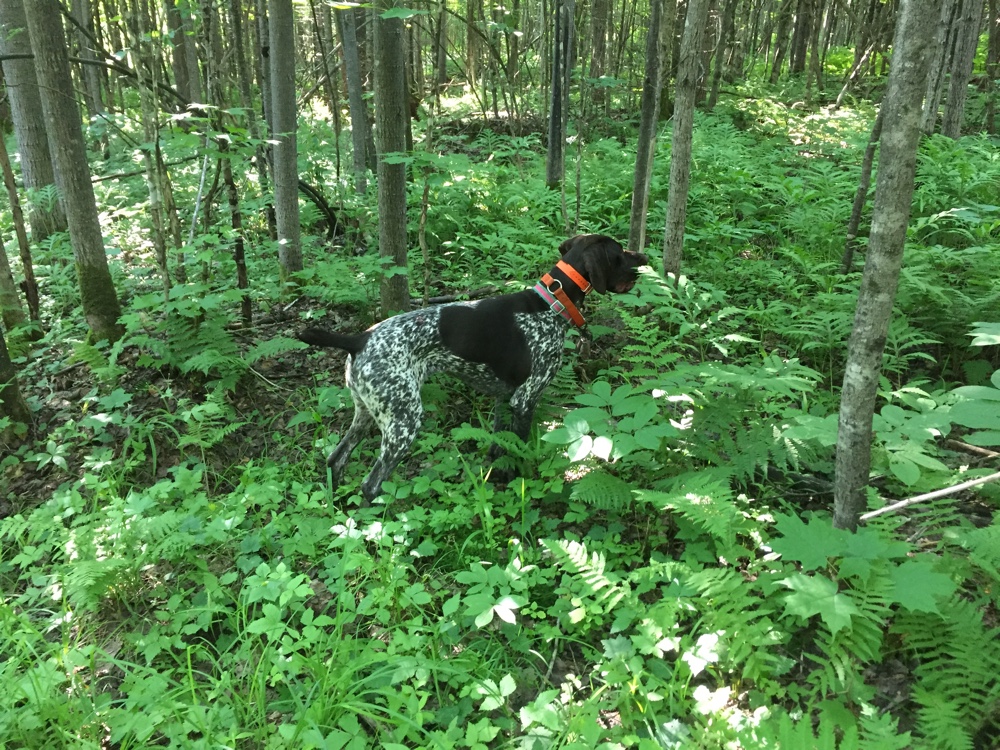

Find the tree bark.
[
  {"left": 0, "top": 326, "right": 31, "bottom": 443},
  {"left": 708, "top": 0, "right": 737, "bottom": 108},
  {"left": 0, "top": 0, "right": 68, "bottom": 243},
  {"left": 769, "top": 0, "right": 794, "bottom": 83},
  {"left": 72, "top": 0, "right": 105, "bottom": 120},
  {"left": 0, "top": 100, "right": 37, "bottom": 324},
  {"left": 545, "top": 0, "right": 571, "bottom": 190},
  {"left": 921, "top": 0, "right": 960, "bottom": 134},
  {"left": 789, "top": 0, "right": 813, "bottom": 75},
  {"left": 269, "top": 0, "right": 303, "bottom": 280},
  {"left": 590, "top": 0, "right": 611, "bottom": 112},
  {"left": 24, "top": 0, "right": 123, "bottom": 343},
  {"left": 941, "top": 0, "right": 984, "bottom": 138},
  {"left": 841, "top": 107, "right": 885, "bottom": 274},
  {"left": 834, "top": 0, "right": 942, "bottom": 531},
  {"left": 988, "top": 0, "right": 999, "bottom": 133},
  {"left": 374, "top": 0, "right": 410, "bottom": 315},
  {"left": 662, "top": 0, "right": 710, "bottom": 279},
  {"left": 628, "top": 0, "right": 666, "bottom": 253},
  {"left": 337, "top": 7, "right": 376, "bottom": 191}
]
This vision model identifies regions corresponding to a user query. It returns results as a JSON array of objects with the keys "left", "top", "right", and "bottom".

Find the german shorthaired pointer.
[{"left": 299, "top": 234, "right": 647, "bottom": 502}]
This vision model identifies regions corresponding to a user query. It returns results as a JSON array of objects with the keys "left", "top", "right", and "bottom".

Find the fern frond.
[
  {"left": 895, "top": 599, "right": 1000, "bottom": 747},
  {"left": 686, "top": 568, "right": 785, "bottom": 683},
  {"left": 541, "top": 538, "right": 628, "bottom": 608},
  {"left": 912, "top": 686, "right": 972, "bottom": 750},
  {"left": 449, "top": 426, "right": 533, "bottom": 459},
  {"left": 743, "top": 709, "right": 843, "bottom": 749},
  {"left": 245, "top": 336, "right": 309, "bottom": 364},
  {"left": 570, "top": 471, "right": 634, "bottom": 511},
  {"left": 638, "top": 470, "right": 747, "bottom": 557}
]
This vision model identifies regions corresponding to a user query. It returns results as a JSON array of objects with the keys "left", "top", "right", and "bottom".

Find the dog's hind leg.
[
  {"left": 360, "top": 390, "right": 424, "bottom": 501},
  {"left": 327, "top": 404, "right": 374, "bottom": 486}
]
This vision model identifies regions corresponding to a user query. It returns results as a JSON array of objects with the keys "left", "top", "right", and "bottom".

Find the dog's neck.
[{"left": 533, "top": 260, "right": 592, "bottom": 327}]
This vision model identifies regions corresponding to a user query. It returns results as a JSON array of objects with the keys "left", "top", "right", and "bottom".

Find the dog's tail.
[{"left": 298, "top": 327, "right": 370, "bottom": 355}]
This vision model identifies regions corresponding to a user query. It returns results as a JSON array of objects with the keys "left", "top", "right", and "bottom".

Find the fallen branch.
[
  {"left": 860, "top": 470, "right": 1000, "bottom": 521},
  {"left": 945, "top": 439, "right": 1000, "bottom": 459}
]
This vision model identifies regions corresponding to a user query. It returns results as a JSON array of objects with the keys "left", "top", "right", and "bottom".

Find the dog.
[{"left": 299, "top": 234, "right": 647, "bottom": 501}]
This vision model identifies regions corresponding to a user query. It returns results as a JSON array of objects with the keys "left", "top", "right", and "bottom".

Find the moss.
[{"left": 75, "top": 260, "right": 124, "bottom": 344}]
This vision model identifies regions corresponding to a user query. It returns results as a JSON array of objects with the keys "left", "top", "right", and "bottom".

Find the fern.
[
  {"left": 894, "top": 599, "right": 1000, "bottom": 748},
  {"left": 449, "top": 425, "right": 534, "bottom": 459},
  {"left": 62, "top": 558, "right": 135, "bottom": 610},
  {"left": 911, "top": 686, "right": 972, "bottom": 750},
  {"left": 245, "top": 335, "right": 309, "bottom": 365},
  {"left": 743, "top": 710, "right": 842, "bottom": 750},
  {"left": 570, "top": 470, "right": 634, "bottom": 511},
  {"left": 639, "top": 470, "right": 747, "bottom": 558},
  {"left": 541, "top": 538, "right": 629, "bottom": 610},
  {"left": 955, "top": 517, "right": 1000, "bottom": 585},
  {"left": 686, "top": 567, "right": 785, "bottom": 685}
]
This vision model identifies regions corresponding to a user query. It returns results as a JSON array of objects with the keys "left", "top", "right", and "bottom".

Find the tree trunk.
[
  {"left": 125, "top": 4, "right": 173, "bottom": 296},
  {"left": 337, "top": 7, "right": 376, "bottom": 189},
  {"left": 662, "top": 0, "right": 710, "bottom": 279},
  {"left": 434, "top": 2, "right": 448, "bottom": 95},
  {"left": 708, "top": 0, "right": 737, "bottom": 108},
  {"left": 256, "top": 0, "right": 273, "bottom": 134},
  {"left": 72, "top": 0, "right": 105, "bottom": 121},
  {"left": 834, "top": 0, "right": 942, "bottom": 531},
  {"left": 545, "top": 0, "right": 571, "bottom": 190},
  {"left": 0, "top": 0, "right": 68, "bottom": 243},
  {"left": 590, "top": 0, "right": 611, "bottom": 112},
  {"left": 789, "top": 0, "right": 813, "bottom": 75},
  {"left": 658, "top": 0, "right": 679, "bottom": 120},
  {"left": 166, "top": 0, "right": 191, "bottom": 102},
  {"left": 921, "top": 0, "right": 960, "bottom": 134},
  {"left": 941, "top": 0, "right": 984, "bottom": 138},
  {"left": 841, "top": 107, "right": 885, "bottom": 274},
  {"left": 374, "top": 0, "right": 410, "bottom": 315},
  {"left": 0, "top": 239, "right": 27, "bottom": 333},
  {"left": 987, "top": 0, "right": 999, "bottom": 133},
  {"left": 769, "top": 0, "right": 794, "bottom": 82},
  {"left": 0, "top": 104, "right": 38, "bottom": 324},
  {"left": 467, "top": 0, "right": 481, "bottom": 85},
  {"left": 628, "top": 0, "right": 666, "bottom": 253},
  {"left": 269, "top": 0, "right": 302, "bottom": 280},
  {"left": 0, "top": 326, "right": 31, "bottom": 444},
  {"left": 24, "top": 0, "right": 123, "bottom": 343}
]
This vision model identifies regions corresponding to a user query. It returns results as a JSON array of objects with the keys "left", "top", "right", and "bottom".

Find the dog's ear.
[
  {"left": 589, "top": 235, "right": 629, "bottom": 293},
  {"left": 558, "top": 235, "right": 583, "bottom": 256}
]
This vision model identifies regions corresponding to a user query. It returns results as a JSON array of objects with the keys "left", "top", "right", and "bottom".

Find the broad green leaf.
[
  {"left": 888, "top": 557, "right": 955, "bottom": 613},
  {"left": 842, "top": 527, "right": 910, "bottom": 561},
  {"left": 889, "top": 456, "right": 921, "bottom": 485},
  {"left": 880, "top": 404, "right": 907, "bottom": 427},
  {"left": 379, "top": 7, "right": 428, "bottom": 20},
  {"left": 965, "top": 430, "right": 1000, "bottom": 447},
  {"left": 499, "top": 674, "right": 517, "bottom": 697},
  {"left": 493, "top": 596, "right": 522, "bottom": 624},
  {"left": 969, "top": 324, "right": 1000, "bottom": 347},
  {"left": 771, "top": 514, "right": 849, "bottom": 571},
  {"left": 520, "top": 690, "right": 562, "bottom": 730},
  {"left": 477, "top": 679, "right": 503, "bottom": 711},
  {"left": 779, "top": 574, "right": 859, "bottom": 633},
  {"left": 950, "top": 400, "right": 1000, "bottom": 429},
  {"left": 592, "top": 436, "right": 613, "bottom": 461},
  {"left": 568, "top": 435, "right": 593, "bottom": 461},
  {"left": 901, "top": 449, "right": 948, "bottom": 472},
  {"left": 952, "top": 385, "right": 1000, "bottom": 402}
]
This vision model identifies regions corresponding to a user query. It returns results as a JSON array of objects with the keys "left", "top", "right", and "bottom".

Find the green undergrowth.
[{"left": 2, "top": 88, "right": 1000, "bottom": 747}]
